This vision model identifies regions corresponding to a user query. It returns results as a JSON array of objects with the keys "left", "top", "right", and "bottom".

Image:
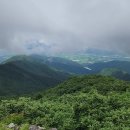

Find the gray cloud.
[{"left": 0, "top": 0, "right": 130, "bottom": 54}]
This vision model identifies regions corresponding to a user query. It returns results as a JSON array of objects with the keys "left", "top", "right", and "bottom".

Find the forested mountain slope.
[
  {"left": 5, "top": 55, "right": 91, "bottom": 74},
  {"left": 0, "top": 60, "right": 69, "bottom": 96},
  {"left": 0, "top": 75, "right": 130, "bottom": 129}
]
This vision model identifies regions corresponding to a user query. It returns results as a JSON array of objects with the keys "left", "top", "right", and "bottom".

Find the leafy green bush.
[{"left": 0, "top": 75, "right": 130, "bottom": 129}]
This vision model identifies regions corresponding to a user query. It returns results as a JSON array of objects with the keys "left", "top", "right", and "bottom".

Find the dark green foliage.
[
  {"left": 0, "top": 75, "right": 130, "bottom": 129},
  {"left": 44, "top": 75, "right": 130, "bottom": 97}
]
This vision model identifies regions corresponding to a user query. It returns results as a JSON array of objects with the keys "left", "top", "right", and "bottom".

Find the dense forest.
[{"left": 0, "top": 75, "right": 130, "bottom": 130}]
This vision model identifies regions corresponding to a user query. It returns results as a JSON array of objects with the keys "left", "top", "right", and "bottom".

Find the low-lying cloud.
[{"left": 0, "top": 0, "right": 130, "bottom": 54}]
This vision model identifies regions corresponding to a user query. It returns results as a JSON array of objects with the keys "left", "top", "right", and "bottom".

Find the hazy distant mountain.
[
  {"left": 100, "top": 68, "right": 130, "bottom": 81},
  {"left": 0, "top": 58, "right": 69, "bottom": 96},
  {"left": 58, "top": 48, "right": 130, "bottom": 64},
  {"left": 32, "top": 55, "right": 92, "bottom": 74},
  {"left": 0, "top": 50, "right": 13, "bottom": 63},
  {"left": 82, "top": 48, "right": 120, "bottom": 56},
  {"left": 6, "top": 55, "right": 91, "bottom": 75},
  {"left": 84, "top": 61, "right": 130, "bottom": 74}
]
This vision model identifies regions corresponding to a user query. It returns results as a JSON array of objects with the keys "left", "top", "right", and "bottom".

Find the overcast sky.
[{"left": 0, "top": 0, "right": 130, "bottom": 54}]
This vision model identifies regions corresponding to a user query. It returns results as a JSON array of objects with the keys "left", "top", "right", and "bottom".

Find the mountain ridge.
[{"left": 0, "top": 58, "right": 69, "bottom": 96}]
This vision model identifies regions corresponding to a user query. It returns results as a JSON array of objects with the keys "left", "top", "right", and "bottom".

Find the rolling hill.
[
  {"left": 5, "top": 55, "right": 91, "bottom": 75},
  {"left": 84, "top": 60, "right": 130, "bottom": 74},
  {"left": 100, "top": 68, "right": 130, "bottom": 81},
  {"left": 0, "top": 59, "right": 69, "bottom": 96},
  {"left": 33, "top": 55, "right": 91, "bottom": 74}
]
